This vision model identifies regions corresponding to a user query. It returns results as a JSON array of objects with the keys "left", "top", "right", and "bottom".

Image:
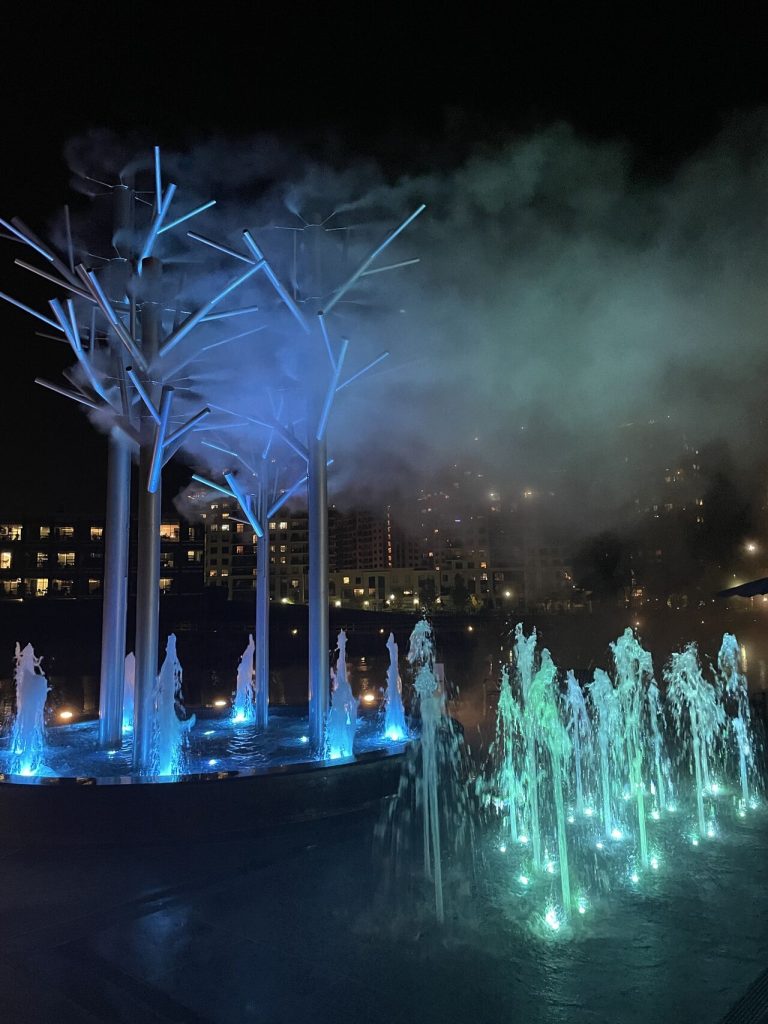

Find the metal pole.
[
  {"left": 133, "top": 259, "right": 162, "bottom": 773},
  {"left": 254, "top": 483, "right": 270, "bottom": 729},
  {"left": 98, "top": 183, "right": 134, "bottom": 749},
  {"left": 308, "top": 423, "right": 329, "bottom": 751},
  {"left": 98, "top": 430, "right": 131, "bottom": 747}
]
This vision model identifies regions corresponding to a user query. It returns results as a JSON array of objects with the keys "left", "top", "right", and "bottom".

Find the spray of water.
[
  {"left": 383, "top": 632, "right": 408, "bottom": 743},
  {"left": 325, "top": 630, "right": 359, "bottom": 760},
  {"left": 9, "top": 643, "right": 49, "bottom": 777},
  {"left": 232, "top": 635, "right": 257, "bottom": 725},
  {"left": 150, "top": 634, "right": 195, "bottom": 776}
]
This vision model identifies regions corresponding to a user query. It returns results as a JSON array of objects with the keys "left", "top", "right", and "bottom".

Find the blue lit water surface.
[{"left": 0, "top": 706, "right": 407, "bottom": 779}]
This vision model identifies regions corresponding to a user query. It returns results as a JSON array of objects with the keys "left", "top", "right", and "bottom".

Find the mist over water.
[{"left": 59, "top": 113, "right": 768, "bottom": 539}]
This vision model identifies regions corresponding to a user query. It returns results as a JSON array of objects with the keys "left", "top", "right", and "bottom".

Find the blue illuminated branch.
[
  {"left": 158, "top": 263, "right": 262, "bottom": 358},
  {"left": 224, "top": 472, "right": 264, "bottom": 538},
  {"left": 139, "top": 182, "right": 177, "bottom": 266},
  {"left": 154, "top": 146, "right": 163, "bottom": 214},
  {"left": 126, "top": 366, "right": 161, "bottom": 424},
  {"left": 0, "top": 289, "right": 62, "bottom": 331},
  {"left": 267, "top": 459, "right": 333, "bottom": 518},
  {"left": 336, "top": 351, "right": 389, "bottom": 392},
  {"left": 242, "top": 230, "right": 309, "bottom": 334},
  {"left": 316, "top": 338, "right": 349, "bottom": 440},
  {"left": 49, "top": 298, "right": 110, "bottom": 404},
  {"left": 200, "top": 440, "right": 257, "bottom": 475},
  {"left": 35, "top": 377, "right": 100, "bottom": 410},
  {"left": 148, "top": 388, "right": 174, "bottom": 493},
  {"left": 187, "top": 231, "right": 252, "bottom": 263},
  {"left": 13, "top": 259, "right": 91, "bottom": 299},
  {"left": 191, "top": 473, "right": 236, "bottom": 499},
  {"left": 324, "top": 204, "right": 426, "bottom": 314},
  {"left": 158, "top": 199, "right": 217, "bottom": 235},
  {"left": 63, "top": 205, "right": 75, "bottom": 274},
  {"left": 318, "top": 312, "right": 335, "bottom": 368},
  {"left": 10, "top": 216, "right": 81, "bottom": 286},
  {"left": 164, "top": 406, "right": 211, "bottom": 446},
  {"left": 77, "top": 265, "right": 148, "bottom": 372},
  {"left": 206, "top": 403, "right": 309, "bottom": 463},
  {"left": 360, "top": 257, "right": 420, "bottom": 278},
  {"left": 267, "top": 474, "right": 308, "bottom": 518},
  {"left": 0, "top": 215, "right": 54, "bottom": 262},
  {"left": 200, "top": 304, "right": 260, "bottom": 323}
]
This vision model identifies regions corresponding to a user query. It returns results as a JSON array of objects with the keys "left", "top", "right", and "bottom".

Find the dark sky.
[{"left": 2, "top": 8, "right": 767, "bottom": 517}]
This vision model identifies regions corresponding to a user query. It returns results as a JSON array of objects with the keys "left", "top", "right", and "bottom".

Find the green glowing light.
[
  {"left": 691, "top": 836, "right": 700, "bottom": 846},
  {"left": 650, "top": 856, "right": 659, "bottom": 870},
  {"left": 545, "top": 860, "right": 555, "bottom": 874},
  {"left": 651, "top": 809, "right": 660, "bottom": 821},
  {"left": 611, "top": 828, "right": 623, "bottom": 840},
  {"left": 499, "top": 844, "right": 507, "bottom": 853},
  {"left": 584, "top": 807, "right": 594, "bottom": 818},
  {"left": 519, "top": 834, "right": 529, "bottom": 845},
  {"left": 577, "top": 897, "right": 588, "bottom": 915},
  {"left": 629, "top": 871, "right": 640, "bottom": 884},
  {"left": 596, "top": 841, "right": 604, "bottom": 850},
  {"left": 567, "top": 815, "right": 575, "bottom": 824},
  {"left": 519, "top": 874, "right": 529, "bottom": 886}
]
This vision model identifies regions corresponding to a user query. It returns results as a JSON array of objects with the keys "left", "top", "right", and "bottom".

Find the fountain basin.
[{"left": 0, "top": 706, "right": 413, "bottom": 844}]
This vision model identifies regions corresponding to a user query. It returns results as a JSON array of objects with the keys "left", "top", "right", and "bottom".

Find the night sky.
[{"left": 2, "top": 9, "right": 767, "bottom": 520}]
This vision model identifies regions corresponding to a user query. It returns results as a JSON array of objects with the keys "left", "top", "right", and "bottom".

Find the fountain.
[
  {"left": 232, "top": 635, "right": 257, "bottom": 725},
  {"left": 122, "top": 652, "right": 135, "bottom": 732},
  {"left": 149, "top": 635, "right": 195, "bottom": 777},
  {"left": 718, "top": 632, "right": 756, "bottom": 811},
  {"left": 489, "top": 663, "right": 522, "bottom": 842},
  {"left": 565, "top": 669, "right": 592, "bottom": 816},
  {"left": 515, "top": 624, "right": 543, "bottom": 870},
  {"left": 325, "top": 630, "right": 359, "bottom": 760},
  {"left": 383, "top": 632, "right": 408, "bottom": 742},
  {"left": 9, "top": 643, "right": 49, "bottom": 777},
  {"left": 665, "top": 642, "right": 726, "bottom": 839},
  {"left": 588, "top": 667, "right": 622, "bottom": 838}
]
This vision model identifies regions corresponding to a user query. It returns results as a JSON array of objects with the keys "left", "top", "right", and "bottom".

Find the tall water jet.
[
  {"left": 528, "top": 649, "right": 572, "bottom": 916},
  {"left": 490, "top": 664, "right": 522, "bottom": 841},
  {"left": 612, "top": 629, "right": 653, "bottom": 867},
  {"left": 409, "top": 618, "right": 446, "bottom": 921},
  {"left": 122, "top": 652, "right": 135, "bottom": 732},
  {"left": 565, "top": 669, "right": 592, "bottom": 815},
  {"left": 589, "top": 668, "right": 621, "bottom": 838},
  {"left": 325, "top": 630, "right": 358, "bottom": 759},
  {"left": 665, "top": 643, "right": 725, "bottom": 838},
  {"left": 10, "top": 643, "right": 49, "bottom": 776},
  {"left": 647, "top": 677, "right": 672, "bottom": 812},
  {"left": 718, "top": 633, "right": 755, "bottom": 810},
  {"left": 232, "top": 635, "right": 257, "bottom": 725},
  {"left": 383, "top": 632, "right": 408, "bottom": 742},
  {"left": 515, "top": 624, "right": 542, "bottom": 869},
  {"left": 150, "top": 634, "right": 195, "bottom": 776}
]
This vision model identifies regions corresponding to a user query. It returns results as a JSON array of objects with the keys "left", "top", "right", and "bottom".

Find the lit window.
[
  {"left": 279, "top": 521, "right": 288, "bottom": 530},
  {"left": 235, "top": 545, "right": 244, "bottom": 555},
  {"left": 87, "top": 578, "right": 101, "bottom": 594},
  {"left": 39, "top": 526, "right": 50, "bottom": 539},
  {"left": 159, "top": 578, "right": 173, "bottom": 593},
  {"left": 0, "top": 579, "right": 20, "bottom": 594},
  {"left": 160, "top": 552, "right": 174, "bottom": 567},
  {"left": 187, "top": 550, "right": 202, "bottom": 563},
  {"left": 188, "top": 527, "right": 196, "bottom": 540},
  {"left": 269, "top": 522, "right": 276, "bottom": 531},
  {"left": 36, "top": 552, "right": 48, "bottom": 567},
  {"left": 0, "top": 524, "right": 22, "bottom": 541},
  {"left": 55, "top": 526, "right": 74, "bottom": 538},
  {"left": 0, "top": 551, "right": 11, "bottom": 569},
  {"left": 57, "top": 552, "right": 76, "bottom": 567},
  {"left": 279, "top": 545, "right": 287, "bottom": 553},
  {"left": 208, "top": 569, "right": 217, "bottom": 578},
  {"left": 221, "top": 570, "right": 229, "bottom": 577},
  {"left": 343, "top": 576, "right": 350, "bottom": 584},
  {"left": 210, "top": 524, "right": 219, "bottom": 533},
  {"left": 50, "top": 578, "right": 72, "bottom": 595},
  {"left": 221, "top": 523, "right": 230, "bottom": 532},
  {"left": 90, "top": 526, "right": 103, "bottom": 541},
  {"left": 159, "top": 523, "right": 180, "bottom": 541},
  {"left": 353, "top": 588, "right": 365, "bottom": 596}
]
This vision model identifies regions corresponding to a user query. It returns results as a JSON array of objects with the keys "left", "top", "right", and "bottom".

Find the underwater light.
[
  {"left": 584, "top": 807, "right": 594, "bottom": 818},
  {"left": 710, "top": 782, "right": 720, "bottom": 795},
  {"left": 611, "top": 828, "right": 623, "bottom": 841},
  {"left": 545, "top": 907, "right": 560, "bottom": 931},
  {"left": 519, "top": 834, "right": 529, "bottom": 845},
  {"left": 739, "top": 808, "right": 746, "bottom": 818},
  {"left": 691, "top": 836, "right": 700, "bottom": 847},
  {"left": 706, "top": 826, "right": 716, "bottom": 838},
  {"left": 545, "top": 860, "right": 555, "bottom": 875},
  {"left": 362, "top": 692, "right": 376, "bottom": 704},
  {"left": 577, "top": 897, "right": 588, "bottom": 915},
  {"left": 204, "top": 730, "right": 214, "bottom": 736},
  {"left": 567, "top": 814, "right": 575, "bottom": 824},
  {"left": 651, "top": 809, "right": 660, "bottom": 821},
  {"left": 650, "top": 857, "right": 659, "bottom": 870},
  {"left": 519, "top": 874, "right": 529, "bottom": 886},
  {"left": 208, "top": 758, "right": 218, "bottom": 767},
  {"left": 596, "top": 841, "right": 604, "bottom": 850},
  {"left": 58, "top": 710, "right": 74, "bottom": 720},
  {"left": 499, "top": 844, "right": 507, "bottom": 854},
  {"left": 299, "top": 735, "right": 309, "bottom": 743},
  {"left": 385, "top": 727, "right": 405, "bottom": 742},
  {"left": 213, "top": 699, "right": 228, "bottom": 708},
  {"left": 629, "top": 872, "right": 640, "bottom": 884}
]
